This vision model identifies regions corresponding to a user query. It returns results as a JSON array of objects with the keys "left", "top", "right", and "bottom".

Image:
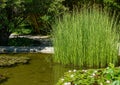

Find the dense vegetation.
[
  {"left": 0, "top": 0, "right": 120, "bottom": 84},
  {"left": 53, "top": 7, "right": 119, "bottom": 68},
  {"left": 8, "top": 37, "right": 41, "bottom": 46},
  {"left": 0, "top": 0, "right": 119, "bottom": 45},
  {"left": 57, "top": 64, "right": 120, "bottom": 85},
  {"left": 0, "top": 0, "right": 31, "bottom": 45}
]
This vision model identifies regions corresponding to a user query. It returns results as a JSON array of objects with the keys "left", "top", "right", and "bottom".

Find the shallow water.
[{"left": 0, "top": 53, "right": 75, "bottom": 85}]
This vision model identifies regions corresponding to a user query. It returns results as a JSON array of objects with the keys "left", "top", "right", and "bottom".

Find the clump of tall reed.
[{"left": 53, "top": 7, "right": 119, "bottom": 68}]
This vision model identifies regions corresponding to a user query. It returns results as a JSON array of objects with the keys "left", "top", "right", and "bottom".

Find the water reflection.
[{"left": 0, "top": 53, "right": 76, "bottom": 85}]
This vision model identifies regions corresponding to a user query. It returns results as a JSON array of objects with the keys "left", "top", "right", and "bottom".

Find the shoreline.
[{"left": 0, "top": 46, "right": 54, "bottom": 54}]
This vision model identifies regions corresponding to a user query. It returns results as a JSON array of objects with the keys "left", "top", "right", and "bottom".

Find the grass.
[{"left": 53, "top": 7, "right": 119, "bottom": 68}]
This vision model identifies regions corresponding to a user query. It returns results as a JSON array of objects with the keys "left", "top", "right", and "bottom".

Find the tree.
[
  {"left": 0, "top": 0, "right": 31, "bottom": 45},
  {"left": 26, "top": 0, "right": 67, "bottom": 35},
  {"left": 0, "top": 0, "right": 66, "bottom": 46}
]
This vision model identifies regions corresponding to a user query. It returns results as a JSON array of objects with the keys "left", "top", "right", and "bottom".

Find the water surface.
[{"left": 0, "top": 53, "right": 74, "bottom": 85}]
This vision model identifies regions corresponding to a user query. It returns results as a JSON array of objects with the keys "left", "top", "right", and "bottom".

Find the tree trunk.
[{"left": 0, "top": 27, "right": 11, "bottom": 46}]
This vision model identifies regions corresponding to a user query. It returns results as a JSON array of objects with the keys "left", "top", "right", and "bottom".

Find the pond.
[{"left": 0, "top": 53, "right": 76, "bottom": 85}]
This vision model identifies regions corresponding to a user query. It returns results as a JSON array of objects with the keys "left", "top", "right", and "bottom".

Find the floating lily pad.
[
  {"left": 0, "top": 74, "right": 7, "bottom": 83},
  {"left": 0, "top": 56, "right": 30, "bottom": 67}
]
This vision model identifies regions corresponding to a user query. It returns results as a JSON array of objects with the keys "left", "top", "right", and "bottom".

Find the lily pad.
[
  {"left": 0, "top": 56, "right": 30, "bottom": 67},
  {"left": 0, "top": 74, "right": 7, "bottom": 83}
]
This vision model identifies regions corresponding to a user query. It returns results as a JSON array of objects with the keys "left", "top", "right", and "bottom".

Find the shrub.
[
  {"left": 26, "top": 0, "right": 67, "bottom": 35},
  {"left": 8, "top": 37, "right": 41, "bottom": 46},
  {"left": 53, "top": 7, "right": 119, "bottom": 68}
]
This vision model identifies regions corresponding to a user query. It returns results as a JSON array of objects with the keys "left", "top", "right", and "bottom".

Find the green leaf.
[
  {"left": 112, "top": 80, "right": 120, "bottom": 85},
  {"left": 0, "top": 24, "right": 2, "bottom": 29},
  {"left": 24, "top": 0, "right": 32, "bottom": 2}
]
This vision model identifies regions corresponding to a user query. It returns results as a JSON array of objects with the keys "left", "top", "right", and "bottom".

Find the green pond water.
[{"left": 0, "top": 53, "right": 75, "bottom": 85}]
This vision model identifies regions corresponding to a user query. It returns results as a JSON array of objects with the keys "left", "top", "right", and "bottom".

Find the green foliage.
[
  {"left": 57, "top": 64, "right": 120, "bottom": 85},
  {"left": 63, "top": 0, "right": 120, "bottom": 10},
  {"left": 13, "top": 23, "right": 33, "bottom": 35},
  {"left": 0, "top": 0, "right": 28, "bottom": 32},
  {"left": 26, "top": 0, "right": 67, "bottom": 35},
  {"left": 53, "top": 7, "right": 119, "bottom": 68},
  {"left": 13, "top": 28, "right": 32, "bottom": 35},
  {"left": 0, "top": 0, "right": 35, "bottom": 45},
  {"left": 104, "top": 0, "right": 120, "bottom": 9},
  {"left": 0, "top": 56, "right": 30, "bottom": 67},
  {"left": 112, "top": 80, "right": 120, "bottom": 85},
  {"left": 8, "top": 37, "right": 41, "bottom": 46}
]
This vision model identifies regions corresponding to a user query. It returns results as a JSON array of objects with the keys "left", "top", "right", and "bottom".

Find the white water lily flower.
[
  {"left": 89, "top": 76, "right": 93, "bottom": 78},
  {"left": 82, "top": 70, "right": 87, "bottom": 72},
  {"left": 106, "top": 80, "right": 110, "bottom": 83},
  {"left": 68, "top": 70, "right": 72, "bottom": 72},
  {"left": 64, "top": 82, "right": 71, "bottom": 85},
  {"left": 92, "top": 73, "right": 96, "bottom": 76},
  {"left": 89, "top": 73, "right": 96, "bottom": 78},
  {"left": 94, "top": 70, "right": 97, "bottom": 73},
  {"left": 73, "top": 69, "right": 76, "bottom": 72},
  {"left": 70, "top": 74, "right": 74, "bottom": 78},
  {"left": 61, "top": 78, "right": 64, "bottom": 81}
]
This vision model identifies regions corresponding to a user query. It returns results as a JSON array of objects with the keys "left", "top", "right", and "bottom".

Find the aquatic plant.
[
  {"left": 57, "top": 64, "right": 120, "bottom": 85},
  {"left": 0, "top": 56, "right": 30, "bottom": 67},
  {"left": 53, "top": 7, "right": 119, "bottom": 68},
  {"left": 0, "top": 74, "right": 7, "bottom": 83}
]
